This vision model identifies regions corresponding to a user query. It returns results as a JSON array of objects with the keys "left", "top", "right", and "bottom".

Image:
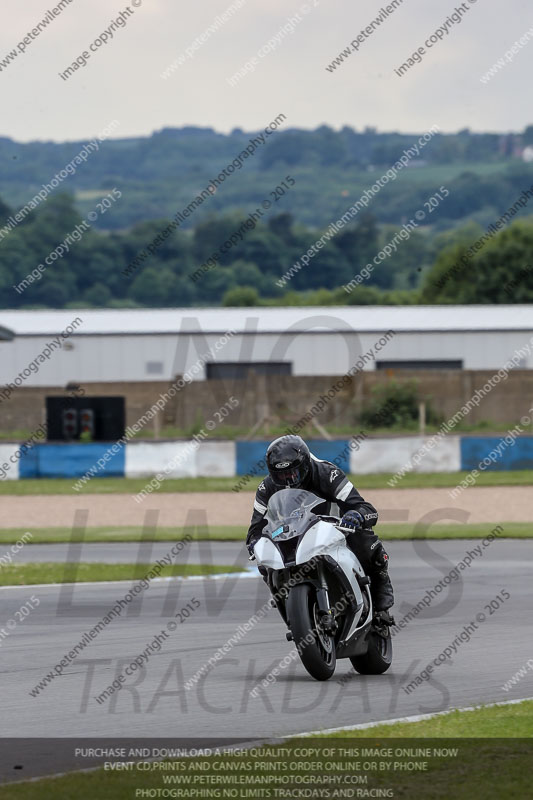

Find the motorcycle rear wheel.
[
  {"left": 350, "top": 630, "right": 392, "bottom": 675},
  {"left": 287, "top": 583, "right": 336, "bottom": 681}
]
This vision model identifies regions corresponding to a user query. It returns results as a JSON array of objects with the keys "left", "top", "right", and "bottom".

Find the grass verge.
[
  {"left": 0, "top": 562, "right": 243, "bottom": 586},
  {"left": 0, "top": 526, "right": 243, "bottom": 544},
  {"left": 0, "top": 470, "right": 532, "bottom": 495},
  {"left": 0, "top": 522, "right": 529, "bottom": 544},
  {"left": 315, "top": 698, "right": 533, "bottom": 738},
  {"left": 0, "top": 702, "right": 531, "bottom": 799}
]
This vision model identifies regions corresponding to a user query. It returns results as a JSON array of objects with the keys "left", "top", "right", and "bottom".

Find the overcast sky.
[{"left": 1, "top": 0, "right": 531, "bottom": 142}]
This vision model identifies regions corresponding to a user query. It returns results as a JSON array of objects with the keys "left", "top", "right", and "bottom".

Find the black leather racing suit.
[{"left": 246, "top": 455, "right": 394, "bottom": 611}]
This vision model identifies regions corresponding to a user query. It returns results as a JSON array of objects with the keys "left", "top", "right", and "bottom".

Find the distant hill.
[
  {"left": 1, "top": 125, "right": 533, "bottom": 310},
  {"left": 1, "top": 125, "right": 532, "bottom": 231}
]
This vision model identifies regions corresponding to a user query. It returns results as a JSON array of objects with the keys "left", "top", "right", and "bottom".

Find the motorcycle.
[{"left": 252, "top": 488, "right": 392, "bottom": 681}]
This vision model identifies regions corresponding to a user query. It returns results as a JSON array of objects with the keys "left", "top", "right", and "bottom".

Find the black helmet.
[{"left": 266, "top": 435, "right": 311, "bottom": 488}]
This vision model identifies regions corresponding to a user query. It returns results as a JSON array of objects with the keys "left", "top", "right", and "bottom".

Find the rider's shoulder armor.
[
  {"left": 310, "top": 456, "right": 354, "bottom": 503},
  {"left": 253, "top": 475, "right": 276, "bottom": 516}
]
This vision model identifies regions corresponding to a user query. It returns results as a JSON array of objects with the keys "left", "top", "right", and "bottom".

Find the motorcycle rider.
[{"left": 246, "top": 435, "right": 394, "bottom": 627}]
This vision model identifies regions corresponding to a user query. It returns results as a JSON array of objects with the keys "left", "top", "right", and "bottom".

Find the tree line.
[
  {"left": 0, "top": 192, "right": 532, "bottom": 309},
  {"left": 2, "top": 124, "right": 533, "bottom": 231}
]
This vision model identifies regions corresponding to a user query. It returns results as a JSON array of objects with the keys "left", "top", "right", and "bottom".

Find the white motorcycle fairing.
[
  {"left": 295, "top": 519, "right": 366, "bottom": 641},
  {"left": 254, "top": 536, "right": 285, "bottom": 570}
]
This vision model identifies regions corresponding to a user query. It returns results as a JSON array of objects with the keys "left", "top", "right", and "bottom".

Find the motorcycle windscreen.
[{"left": 263, "top": 488, "right": 327, "bottom": 541}]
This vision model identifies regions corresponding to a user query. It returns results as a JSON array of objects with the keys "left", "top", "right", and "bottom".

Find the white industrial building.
[{"left": 0, "top": 306, "right": 532, "bottom": 387}]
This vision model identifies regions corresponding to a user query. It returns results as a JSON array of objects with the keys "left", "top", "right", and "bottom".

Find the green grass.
[
  {"left": 391, "top": 160, "right": 514, "bottom": 186},
  {"left": 2, "top": 418, "right": 531, "bottom": 442},
  {"left": 316, "top": 699, "right": 533, "bottom": 738},
  {"left": 0, "top": 702, "right": 531, "bottom": 799},
  {"left": 0, "top": 476, "right": 244, "bottom": 494},
  {"left": 0, "top": 521, "right": 529, "bottom": 544},
  {"left": 0, "top": 562, "right": 243, "bottom": 586},
  {"left": 350, "top": 470, "right": 533, "bottom": 489},
  {"left": 0, "top": 525, "right": 244, "bottom": 543},
  {"left": 0, "top": 429, "right": 46, "bottom": 442},
  {"left": 378, "top": 522, "right": 531, "bottom": 540},
  {"left": 0, "top": 470, "right": 532, "bottom": 495}
]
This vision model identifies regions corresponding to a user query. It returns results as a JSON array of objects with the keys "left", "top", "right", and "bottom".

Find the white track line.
[{"left": 291, "top": 695, "right": 533, "bottom": 737}]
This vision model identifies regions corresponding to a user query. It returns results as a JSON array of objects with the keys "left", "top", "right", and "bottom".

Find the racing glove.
[{"left": 338, "top": 510, "right": 365, "bottom": 533}]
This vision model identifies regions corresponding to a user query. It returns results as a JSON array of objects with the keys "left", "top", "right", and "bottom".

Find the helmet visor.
[{"left": 271, "top": 462, "right": 308, "bottom": 488}]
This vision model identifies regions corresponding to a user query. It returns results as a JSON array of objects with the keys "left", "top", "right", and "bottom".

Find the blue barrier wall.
[
  {"left": 236, "top": 440, "right": 350, "bottom": 477},
  {"left": 6, "top": 437, "right": 533, "bottom": 480},
  {"left": 460, "top": 436, "right": 533, "bottom": 471},
  {"left": 19, "top": 443, "right": 125, "bottom": 478}
]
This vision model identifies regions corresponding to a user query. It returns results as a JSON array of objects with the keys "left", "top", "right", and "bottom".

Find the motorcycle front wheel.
[{"left": 287, "top": 583, "right": 336, "bottom": 681}]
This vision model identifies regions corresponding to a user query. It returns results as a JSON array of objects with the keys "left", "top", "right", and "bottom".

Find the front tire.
[
  {"left": 286, "top": 583, "right": 336, "bottom": 681},
  {"left": 350, "top": 630, "right": 392, "bottom": 675}
]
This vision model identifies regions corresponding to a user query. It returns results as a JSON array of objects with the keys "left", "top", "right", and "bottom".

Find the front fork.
[
  {"left": 316, "top": 561, "right": 337, "bottom": 634},
  {"left": 269, "top": 562, "right": 339, "bottom": 634}
]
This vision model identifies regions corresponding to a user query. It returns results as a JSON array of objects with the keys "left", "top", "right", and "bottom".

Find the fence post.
[{"left": 419, "top": 401, "right": 426, "bottom": 435}]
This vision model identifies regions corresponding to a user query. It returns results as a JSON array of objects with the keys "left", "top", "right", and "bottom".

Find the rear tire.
[
  {"left": 287, "top": 583, "right": 336, "bottom": 681},
  {"left": 350, "top": 631, "right": 392, "bottom": 675}
]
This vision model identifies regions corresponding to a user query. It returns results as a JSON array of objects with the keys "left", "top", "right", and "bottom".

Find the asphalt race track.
[
  {"left": 9, "top": 540, "right": 251, "bottom": 566},
  {"left": 0, "top": 539, "right": 531, "bottom": 781}
]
